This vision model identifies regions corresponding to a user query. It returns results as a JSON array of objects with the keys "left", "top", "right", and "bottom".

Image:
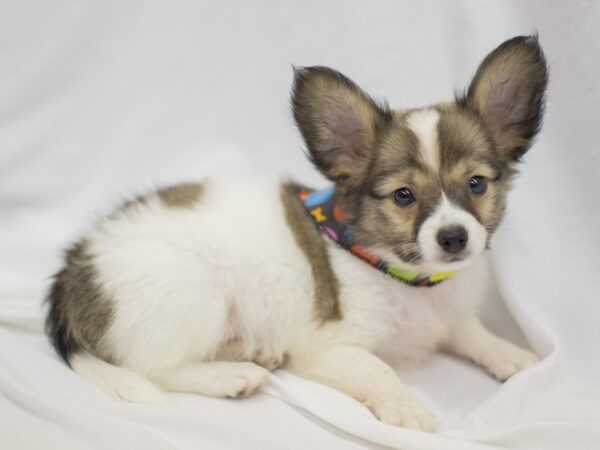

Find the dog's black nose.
[{"left": 436, "top": 226, "right": 468, "bottom": 254}]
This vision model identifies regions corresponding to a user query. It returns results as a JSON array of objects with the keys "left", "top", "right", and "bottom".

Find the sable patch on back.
[
  {"left": 45, "top": 241, "right": 114, "bottom": 364},
  {"left": 158, "top": 183, "right": 203, "bottom": 209},
  {"left": 280, "top": 183, "right": 342, "bottom": 322}
]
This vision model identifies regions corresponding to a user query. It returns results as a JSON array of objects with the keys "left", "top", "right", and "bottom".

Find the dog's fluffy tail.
[{"left": 70, "top": 352, "right": 169, "bottom": 405}]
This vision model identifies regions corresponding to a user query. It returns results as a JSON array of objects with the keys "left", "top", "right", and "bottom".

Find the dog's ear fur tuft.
[
  {"left": 457, "top": 35, "right": 548, "bottom": 162},
  {"left": 291, "top": 66, "right": 391, "bottom": 182}
]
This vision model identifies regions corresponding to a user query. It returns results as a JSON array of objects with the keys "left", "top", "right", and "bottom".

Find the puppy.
[{"left": 46, "top": 35, "right": 547, "bottom": 431}]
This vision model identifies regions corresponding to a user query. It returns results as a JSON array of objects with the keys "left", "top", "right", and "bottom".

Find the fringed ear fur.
[
  {"left": 291, "top": 66, "right": 391, "bottom": 183},
  {"left": 458, "top": 35, "right": 548, "bottom": 161}
]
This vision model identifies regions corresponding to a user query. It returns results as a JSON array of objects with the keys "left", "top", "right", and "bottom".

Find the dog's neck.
[{"left": 296, "top": 185, "right": 456, "bottom": 287}]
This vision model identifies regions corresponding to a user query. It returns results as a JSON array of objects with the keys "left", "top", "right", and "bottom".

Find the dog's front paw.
[
  {"left": 483, "top": 342, "right": 539, "bottom": 381},
  {"left": 369, "top": 393, "right": 436, "bottom": 431}
]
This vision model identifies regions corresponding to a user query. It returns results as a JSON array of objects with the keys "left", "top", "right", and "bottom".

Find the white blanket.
[{"left": 1, "top": 1, "right": 599, "bottom": 449}]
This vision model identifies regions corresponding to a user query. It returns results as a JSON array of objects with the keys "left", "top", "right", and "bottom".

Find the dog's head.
[{"left": 292, "top": 35, "right": 548, "bottom": 273}]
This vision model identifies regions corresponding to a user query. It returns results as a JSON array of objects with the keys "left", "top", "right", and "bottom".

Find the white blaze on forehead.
[{"left": 406, "top": 109, "right": 441, "bottom": 171}]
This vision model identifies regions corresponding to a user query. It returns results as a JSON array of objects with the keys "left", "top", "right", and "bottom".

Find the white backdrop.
[{"left": 1, "top": 1, "right": 599, "bottom": 449}]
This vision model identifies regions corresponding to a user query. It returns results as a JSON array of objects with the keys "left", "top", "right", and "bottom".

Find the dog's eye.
[
  {"left": 393, "top": 187, "right": 415, "bottom": 207},
  {"left": 469, "top": 176, "right": 487, "bottom": 195}
]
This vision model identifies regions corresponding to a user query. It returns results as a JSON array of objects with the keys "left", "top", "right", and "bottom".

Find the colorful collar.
[{"left": 296, "top": 186, "right": 456, "bottom": 287}]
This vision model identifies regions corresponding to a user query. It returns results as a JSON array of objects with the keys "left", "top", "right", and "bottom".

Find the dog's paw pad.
[{"left": 370, "top": 395, "right": 436, "bottom": 431}]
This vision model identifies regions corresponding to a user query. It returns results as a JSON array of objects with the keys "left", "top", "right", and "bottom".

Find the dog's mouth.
[
  {"left": 442, "top": 254, "right": 467, "bottom": 263},
  {"left": 427, "top": 250, "right": 475, "bottom": 272}
]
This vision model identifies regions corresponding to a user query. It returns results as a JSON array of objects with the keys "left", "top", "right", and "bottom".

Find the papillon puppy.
[{"left": 46, "top": 35, "right": 547, "bottom": 431}]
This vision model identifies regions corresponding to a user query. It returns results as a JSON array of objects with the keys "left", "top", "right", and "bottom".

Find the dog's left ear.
[
  {"left": 460, "top": 35, "right": 548, "bottom": 161},
  {"left": 292, "top": 66, "right": 391, "bottom": 183}
]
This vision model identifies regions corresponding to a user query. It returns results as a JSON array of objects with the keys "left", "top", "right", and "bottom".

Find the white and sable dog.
[{"left": 46, "top": 35, "right": 547, "bottom": 431}]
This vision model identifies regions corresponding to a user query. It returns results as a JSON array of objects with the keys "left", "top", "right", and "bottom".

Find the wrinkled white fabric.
[{"left": 1, "top": 1, "right": 599, "bottom": 449}]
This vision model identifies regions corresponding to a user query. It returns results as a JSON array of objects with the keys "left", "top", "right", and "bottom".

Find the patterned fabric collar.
[{"left": 296, "top": 186, "right": 456, "bottom": 288}]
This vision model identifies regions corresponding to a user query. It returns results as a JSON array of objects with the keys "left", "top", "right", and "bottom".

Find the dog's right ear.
[{"left": 291, "top": 66, "right": 391, "bottom": 183}]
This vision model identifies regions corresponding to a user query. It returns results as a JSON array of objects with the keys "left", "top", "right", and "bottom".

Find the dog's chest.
[{"left": 330, "top": 248, "right": 487, "bottom": 361}]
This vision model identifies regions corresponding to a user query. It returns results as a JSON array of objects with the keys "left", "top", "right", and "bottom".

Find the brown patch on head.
[
  {"left": 436, "top": 105, "right": 515, "bottom": 237},
  {"left": 280, "top": 182, "right": 341, "bottom": 322},
  {"left": 335, "top": 113, "right": 443, "bottom": 264},
  {"left": 157, "top": 182, "right": 203, "bottom": 209},
  {"left": 45, "top": 241, "right": 115, "bottom": 364}
]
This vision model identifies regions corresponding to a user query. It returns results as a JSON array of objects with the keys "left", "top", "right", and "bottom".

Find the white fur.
[
  {"left": 406, "top": 109, "right": 441, "bottom": 170},
  {"left": 71, "top": 178, "right": 536, "bottom": 430}
]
